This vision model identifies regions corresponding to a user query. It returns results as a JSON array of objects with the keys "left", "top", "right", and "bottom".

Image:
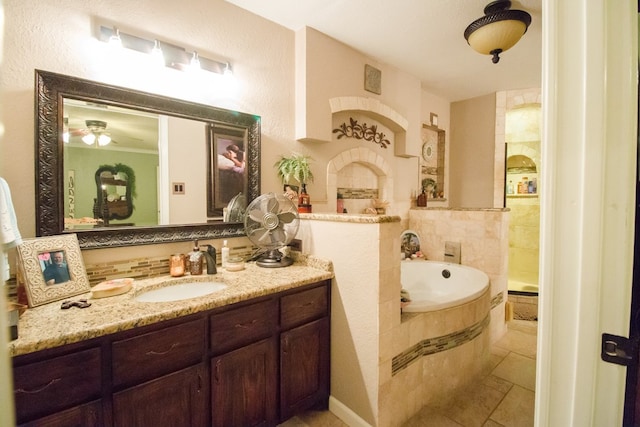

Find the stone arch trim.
[
  {"left": 326, "top": 147, "right": 394, "bottom": 212},
  {"left": 329, "top": 96, "right": 408, "bottom": 132},
  {"left": 506, "top": 145, "right": 540, "bottom": 171}
]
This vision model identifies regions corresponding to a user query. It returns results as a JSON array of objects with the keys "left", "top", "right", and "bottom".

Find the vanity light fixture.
[
  {"left": 463, "top": 0, "right": 531, "bottom": 64},
  {"left": 97, "top": 25, "right": 232, "bottom": 76}
]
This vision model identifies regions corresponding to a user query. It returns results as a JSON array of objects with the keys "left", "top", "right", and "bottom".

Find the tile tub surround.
[
  {"left": 8, "top": 258, "right": 333, "bottom": 357},
  {"left": 301, "top": 213, "right": 495, "bottom": 427},
  {"left": 408, "top": 208, "right": 510, "bottom": 345},
  {"left": 380, "top": 287, "right": 491, "bottom": 426}
]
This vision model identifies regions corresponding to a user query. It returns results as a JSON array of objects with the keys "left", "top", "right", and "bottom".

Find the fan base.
[{"left": 256, "top": 255, "right": 293, "bottom": 268}]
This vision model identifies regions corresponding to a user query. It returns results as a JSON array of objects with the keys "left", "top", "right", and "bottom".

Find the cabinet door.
[
  {"left": 280, "top": 317, "right": 330, "bottom": 420},
  {"left": 211, "top": 338, "right": 277, "bottom": 427},
  {"left": 113, "top": 364, "right": 207, "bottom": 427}
]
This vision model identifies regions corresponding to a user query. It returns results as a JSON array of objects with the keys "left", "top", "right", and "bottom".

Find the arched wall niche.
[
  {"left": 326, "top": 147, "right": 393, "bottom": 214},
  {"left": 323, "top": 96, "right": 404, "bottom": 214}
]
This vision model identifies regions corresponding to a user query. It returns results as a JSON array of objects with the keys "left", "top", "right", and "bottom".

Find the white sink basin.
[{"left": 135, "top": 281, "right": 227, "bottom": 303}]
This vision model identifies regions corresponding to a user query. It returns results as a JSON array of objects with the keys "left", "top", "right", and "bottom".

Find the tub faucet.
[
  {"left": 202, "top": 245, "right": 217, "bottom": 274},
  {"left": 444, "top": 241, "right": 461, "bottom": 264}
]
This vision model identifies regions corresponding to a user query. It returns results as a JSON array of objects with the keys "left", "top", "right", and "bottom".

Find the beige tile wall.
[{"left": 507, "top": 199, "right": 540, "bottom": 286}]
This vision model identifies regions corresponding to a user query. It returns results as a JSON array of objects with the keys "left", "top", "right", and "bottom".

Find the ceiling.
[{"left": 224, "top": 0, "right": 542, "bottom": 102}]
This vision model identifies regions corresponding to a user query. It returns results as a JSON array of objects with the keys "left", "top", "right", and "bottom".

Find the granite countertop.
[
  {"left": 300, "top": 212, "right": 400, "bottom": 223},
  {"left": 9, "top": 256, "right": 333, "bottom": 357}
]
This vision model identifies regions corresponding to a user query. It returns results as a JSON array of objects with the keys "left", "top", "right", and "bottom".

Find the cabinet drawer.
[
  {"left": 13, "top": 347, "right": 101, "bottom": 423},
  {"left": 281, "top": 284, "right": 329, "bottom": 330},
  {"left": 210, "top": 298, "right": 277, "bottom": 354},
  {"left": 112, "top": 318, "right": 205, "bottom": 388}
]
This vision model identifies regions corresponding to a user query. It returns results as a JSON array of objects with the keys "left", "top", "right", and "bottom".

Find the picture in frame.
[
  {"left": 364, "top": 64, "right": 382, "bottom": 95},
  {"left": 17, "top": 234, "right": 90, "bottom": 307},
  {"left": 207, "top": 124, "right": 248, "bottom": 218}
]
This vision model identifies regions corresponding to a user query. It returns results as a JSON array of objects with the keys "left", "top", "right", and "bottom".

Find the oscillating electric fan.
[{"left": 244, "top": 192, "right": 300, "bottom": 268}]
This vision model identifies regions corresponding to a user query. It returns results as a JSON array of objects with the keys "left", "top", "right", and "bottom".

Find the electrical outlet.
[{"left": 289, "top": 239, "right": 302, "bottom": 252}]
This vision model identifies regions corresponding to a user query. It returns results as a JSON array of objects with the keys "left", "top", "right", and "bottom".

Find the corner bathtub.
[{"left": 401, "top": 260, "right": 490, "bottom": 312}]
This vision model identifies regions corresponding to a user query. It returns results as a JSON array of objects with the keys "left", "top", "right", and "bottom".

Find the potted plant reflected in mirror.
[
  {"left": 274, "top": 152, "right": 314, "bottom": 213},
  {"left": 422, "top": 178, "right": 437, "bottom": 199}
]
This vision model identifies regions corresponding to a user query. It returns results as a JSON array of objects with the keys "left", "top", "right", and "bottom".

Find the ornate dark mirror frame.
[{"left": 35, "top": 70, "right": 261, "bottom": 249}]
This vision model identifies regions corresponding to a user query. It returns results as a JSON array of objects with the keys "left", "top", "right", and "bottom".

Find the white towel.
[{"left": 0, "top": 177, "right": 22, "bottom": 249}]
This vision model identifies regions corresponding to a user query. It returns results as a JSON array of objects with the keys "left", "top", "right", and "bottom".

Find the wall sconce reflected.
[{"left": 97, "top": 25, "right": 232, "bottom": 76}]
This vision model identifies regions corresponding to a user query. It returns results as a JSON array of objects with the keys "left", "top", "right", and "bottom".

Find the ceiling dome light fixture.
[{"left": 464, "top": 0, "right": 531, "bottom": 64}]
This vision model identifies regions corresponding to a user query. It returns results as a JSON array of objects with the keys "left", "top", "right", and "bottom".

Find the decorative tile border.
[
  {"left": 391, "top": 314, "right": 490, "bottom": 376},
  {"left": 491, "top": 291, "right": 504, "bottom": 309},
  {"left": 337, "top": 187, "right": 379, "bottom": 200},
  {"left": 84, "top": 245, "right": 256, "bottom": 286}
]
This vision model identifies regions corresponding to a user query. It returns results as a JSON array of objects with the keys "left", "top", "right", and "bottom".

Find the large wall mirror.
[{"left": 36, "top": 70, "right": 261, "bottom": 249}]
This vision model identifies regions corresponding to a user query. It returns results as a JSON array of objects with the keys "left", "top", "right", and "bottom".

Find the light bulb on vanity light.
[
  {"left": 224, "top": 62, "right": 233, "bottom": 77},
  {"left": 108, "top": 28, "right": 122, "bottom": 48},
  {"left": 150, "top": 40, "right": 164, "bottom": 67},
  {"left": 189, "top": 51, "right": 201, "bottom": 72}
]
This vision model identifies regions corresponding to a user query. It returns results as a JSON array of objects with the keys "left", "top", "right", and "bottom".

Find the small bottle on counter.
[
  {"left": 189, "top": 240, "right": 204, "bottom": 275},
  {"left": 221, "top": 240, "right": 230, "bottom": 268},
  {"left": 507, "top": 181, "right": 514, "bottom": 194},
  {"left": 417, "top": 189, "right": 427, "bottom": 207}
]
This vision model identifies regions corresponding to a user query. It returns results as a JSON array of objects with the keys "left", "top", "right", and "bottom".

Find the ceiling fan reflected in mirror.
[
  {"left": 65, "top": 118, "right": 116, "bottom": 146},
  {"left": 80, "top": 120, "right": 112, "bottom": 146}
]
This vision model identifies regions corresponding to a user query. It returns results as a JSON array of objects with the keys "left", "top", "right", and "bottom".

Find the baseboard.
[{"left": 328, "top": 396, "right": 372, "bottom": 427}]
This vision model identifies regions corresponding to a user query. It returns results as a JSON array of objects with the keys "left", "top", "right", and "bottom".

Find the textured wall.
[{"left": 449, "top": 94, "right": 497, "bottom": 208}]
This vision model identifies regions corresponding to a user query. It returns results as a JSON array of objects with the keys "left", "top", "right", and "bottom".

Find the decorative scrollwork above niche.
[{"left": 332, "top": 118, "right": 391, "bottom": 149}]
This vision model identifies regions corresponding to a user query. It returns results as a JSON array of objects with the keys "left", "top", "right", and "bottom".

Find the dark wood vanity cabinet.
[
  {"left": 12, "top": 280, "right": 330, "bottom": 427},
  {"left": 113, "top": 364, "right": 208, "bottom": 427},
  {"left": 279, "top": 285, "right": 331, "bottom": 420},
  {"left": 280, "top": 317, "right": 330, "bottom": 420},
  {"left": 211, "top": 338, "right": 278, "bottom": 427}
]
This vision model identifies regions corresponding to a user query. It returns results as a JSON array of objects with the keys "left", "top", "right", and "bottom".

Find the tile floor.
[{"left": 280, "top": 320, "right": 538, "bottom": 427}]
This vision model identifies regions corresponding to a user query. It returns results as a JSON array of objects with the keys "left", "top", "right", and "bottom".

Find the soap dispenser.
[
  {"left": 221, "top": 240, "right": 230, "bottom": 268},
  {"left": 189, "top": 240, "right": 204, "bottom": 275}
]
